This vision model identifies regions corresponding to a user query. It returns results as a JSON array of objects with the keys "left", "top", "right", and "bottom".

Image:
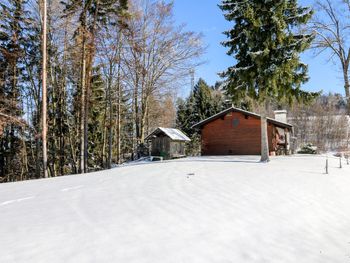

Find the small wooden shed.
[{"left": 145, "top": 127, "right": 191, "bottom": 159}]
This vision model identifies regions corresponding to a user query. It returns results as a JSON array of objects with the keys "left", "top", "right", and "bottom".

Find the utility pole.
[
  {"left": 190, "top": 68, "right": 195, "bottom": 91},
  {"left": 42, "top": 0, "right": 48, "bottom": 178}
]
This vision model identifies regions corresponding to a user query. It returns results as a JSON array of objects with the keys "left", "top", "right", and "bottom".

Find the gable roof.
[
  {"left": 145, "top": 127, "right": 191, "bottom": 142},
  {"left": 192, "top": 107, "right": 293, "bottom": 129}
]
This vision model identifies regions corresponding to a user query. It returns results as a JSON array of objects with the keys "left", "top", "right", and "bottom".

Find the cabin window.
[{"left": 232, "top": 118, "right": 240, "bottom": 127}]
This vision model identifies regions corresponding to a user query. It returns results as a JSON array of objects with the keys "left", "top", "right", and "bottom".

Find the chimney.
[{"left": 274, "top": 110, "right": 287, "bottom": 123}]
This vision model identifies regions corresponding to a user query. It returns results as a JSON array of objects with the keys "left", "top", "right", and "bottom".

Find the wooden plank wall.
[
  {"left": 151, "top": 136, "right": 171, "bottom": 157},
  {"left": 201, "top": 111, "right": 274, "bottom": 155}
]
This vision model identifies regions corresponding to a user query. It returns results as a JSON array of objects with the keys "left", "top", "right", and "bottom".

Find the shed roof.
[
  {"left": 145, "top": 127, "right": 191, "bottom": 142},
  {"left": 192, "top": 107, "right": 293, "bottom": 129}
]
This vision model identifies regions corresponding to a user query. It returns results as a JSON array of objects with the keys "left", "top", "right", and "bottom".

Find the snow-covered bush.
[{"left": 297, "top": 143, "right": 318, "bottom": 154}]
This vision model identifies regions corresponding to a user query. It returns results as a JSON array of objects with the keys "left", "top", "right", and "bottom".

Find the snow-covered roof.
[
  {"left": 192, "top": 107, "right": 293, "bottom": 129},
  {"left": 145, "top": 127, "right": 191, "bottom": 142}
]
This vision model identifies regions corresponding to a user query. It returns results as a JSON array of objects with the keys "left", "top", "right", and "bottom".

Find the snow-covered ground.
[{"left": 1, "top": 155, "right": 350, "bottom": 262}]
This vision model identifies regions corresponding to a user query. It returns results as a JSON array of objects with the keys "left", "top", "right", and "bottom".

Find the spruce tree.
[
  {"left": 177, "top": 79, "right": 215, "bottom": 137},
  {"left": 219, "top": 0, "right": 319, "bottom": 161},
  {"left": 62, "top": 0, "right": 128, "bottom": 173},
  {"left": 176, "top": 79, "right": 226, "bottom": 155},
  {"left": 88, "top": 67, "right": 106, "bottom": 168},
  {"left": 0, "top": 0, "right": 32, "bottom": 180}
]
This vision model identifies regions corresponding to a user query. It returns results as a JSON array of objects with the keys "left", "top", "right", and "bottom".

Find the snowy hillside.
[{"left": 1, "top": 155, "right": 350, "bottom": 262}]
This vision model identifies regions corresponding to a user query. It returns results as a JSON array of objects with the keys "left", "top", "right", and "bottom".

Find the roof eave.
[
  {"left": 192, "top": 107, "right": 293, "bottom": 129},
  {"left": 191, "top": 107, "right": 234, "bottom": 129},
  {"left": 145, "top": 127, "right": 191, "bottom": 141}
]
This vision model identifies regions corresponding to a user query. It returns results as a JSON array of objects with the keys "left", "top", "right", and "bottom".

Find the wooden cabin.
[
  {"left": 145, "top": 128, "right": 191, "bottom": 159},
  {"left": 192, "top": 107, "right": 293, "bottom": 156}
]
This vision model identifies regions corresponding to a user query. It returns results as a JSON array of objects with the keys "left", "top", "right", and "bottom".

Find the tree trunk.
[
  {"left": 41, "top": 0, "right": 48, "bottom": 178},
  {"left": 107, "top": 64, "right": 113, "bottom": 169},
  {"left": 102, "top": 97, "right": 108, "bottom": 168},
  {"left": 260, "top": 100, "right": 270, "bottom": 163},
  {"left": 107, "top": 118, "right": 113, "bottom": 169},
  {"left": 67, "top": 124, "right": 78, "bottom": 174},
  {"left": 116, "top": 62, "right": 121, "bottom": 164},
  {"left": 115, "top": 31, "right": 123, "bottom": 165},
  {"left": 20, "top": 130, "right": 28, "bottom": 181},
  {"left": 51, "top": 65, "right": 58, "bottom": 177},
  {"left": 83, "top": 0, "right": 100, "bottom": 173},
  {"left": 341, "top": 59, "right": 350, "bottom": 114},
  {"left": 35, "top": 131, "right": 41, "bottom": 178},
  {"left": 83, "top": 70, "right": 89, "bottom": 172},
  {"left": 80, "top": 25, "right": 87, "bottom": 174},
  {"left": 133, "top": 72, "right": 139, "bottom": 160},
  {"left": 140, "top": 95, "right": 149, "bottom": 144},
  {"left": 260, "top": 114, "right": 270, "bottom": 162},
  {"left": 116, "top": 89, "right": 121, "bottom": 164},
  {"left": 58, "top": 18, "right": 69, "bottom": 176},
  {"left": 343, "top": 70, "right": 350, "bottom": 114}
]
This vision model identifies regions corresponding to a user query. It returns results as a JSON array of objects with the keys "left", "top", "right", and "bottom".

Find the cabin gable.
[{"left": 201, "top": 111, "right": 266, "bottom": 155}]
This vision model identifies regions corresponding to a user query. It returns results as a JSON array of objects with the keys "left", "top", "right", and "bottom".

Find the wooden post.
[
  {"left": 326, "top": 158, "right": 328, "bottom": 174},
  {"left": 284, "top": 129, "right": 288, "bottom": 155},
  {"left": 340, "top": 156, "right": 342, "bottom": 169}
]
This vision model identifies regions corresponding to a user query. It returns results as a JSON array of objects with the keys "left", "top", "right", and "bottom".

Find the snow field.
[{"left": 1, "top": 155, "right": 350, "bottom": 262}]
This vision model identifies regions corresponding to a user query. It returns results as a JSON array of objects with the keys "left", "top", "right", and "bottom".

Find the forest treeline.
[
  {"left": 2, "top": 0, "right": 350, "bottom": 182},
  {"left": 0, "top": 0, "right": 205, "bottom": 182}
]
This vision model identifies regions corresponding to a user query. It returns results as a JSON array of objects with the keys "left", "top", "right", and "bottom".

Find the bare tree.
[
  {"left": 0, "top": 0, "right": 204, "bottom": 181},
  {"left": 288, "top": 94, "right": 350, "bottom": 151},
  {"left": 96, "top": 24, "right": 125, "bottom": 168},
  {"left": 41, "top": 0, "right": 48, "bottom": 178},
  {"left": 123, "top": 0, "right": 204, "bottom": 155},
  {"left": 311, "top": 0, "right": 350, "bottom": 111}
]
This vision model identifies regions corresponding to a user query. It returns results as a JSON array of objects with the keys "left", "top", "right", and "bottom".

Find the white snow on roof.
[
  {"left": 193, "top": 107, "right": 293, "bottom": 129},
  {"left": 146, "top": 127, "right": 191, "bottom": 141}
]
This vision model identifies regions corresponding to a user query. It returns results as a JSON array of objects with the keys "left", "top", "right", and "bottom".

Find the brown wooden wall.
[
  {"left": 151, "top": 136, "right": 171, "bottom": 157},
  {"left": 200, "top": 111, "right": 274, "bottom": 155},
  {"left": 151, "top": 135, "right": 187, "bottom": 159}
]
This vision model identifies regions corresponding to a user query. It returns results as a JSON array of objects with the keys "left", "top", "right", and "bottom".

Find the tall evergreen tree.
[
  {"left": 176, "top": 78, "right": 225, "bottom": 155},
  {"left": 219, "top": 0, "right": 319, "bottom": 161},
  {"left": 0, "top": 0, "right": 32, "bottom": 180},
  {"left": 88, "top": 67, "right": 106, "bottom": 168},
  {"left": 62, "top": 0, "right": 128, "bottom": 173},
  {"left": 193, "top": 78, "right": 216, "bottom": 121}
]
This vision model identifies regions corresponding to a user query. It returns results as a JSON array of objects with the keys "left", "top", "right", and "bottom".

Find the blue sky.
[{"left": 172, "top": 0, "right": 343, "bottom": 97}]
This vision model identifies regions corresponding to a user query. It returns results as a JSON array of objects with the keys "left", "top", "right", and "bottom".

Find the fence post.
[
  {"left": 340, "top": 156, "right": 342, "bottom": 169},
  {"left": 347, "top": 156, "right": 349, "bottom": 165},
  {"left": 326, "top": 158, "right": 328, "bottom": 174}
]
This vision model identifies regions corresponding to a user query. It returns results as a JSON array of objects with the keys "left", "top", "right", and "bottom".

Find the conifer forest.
[{"left": 0, "top": 0, "right": 208, "bottom": 181}]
